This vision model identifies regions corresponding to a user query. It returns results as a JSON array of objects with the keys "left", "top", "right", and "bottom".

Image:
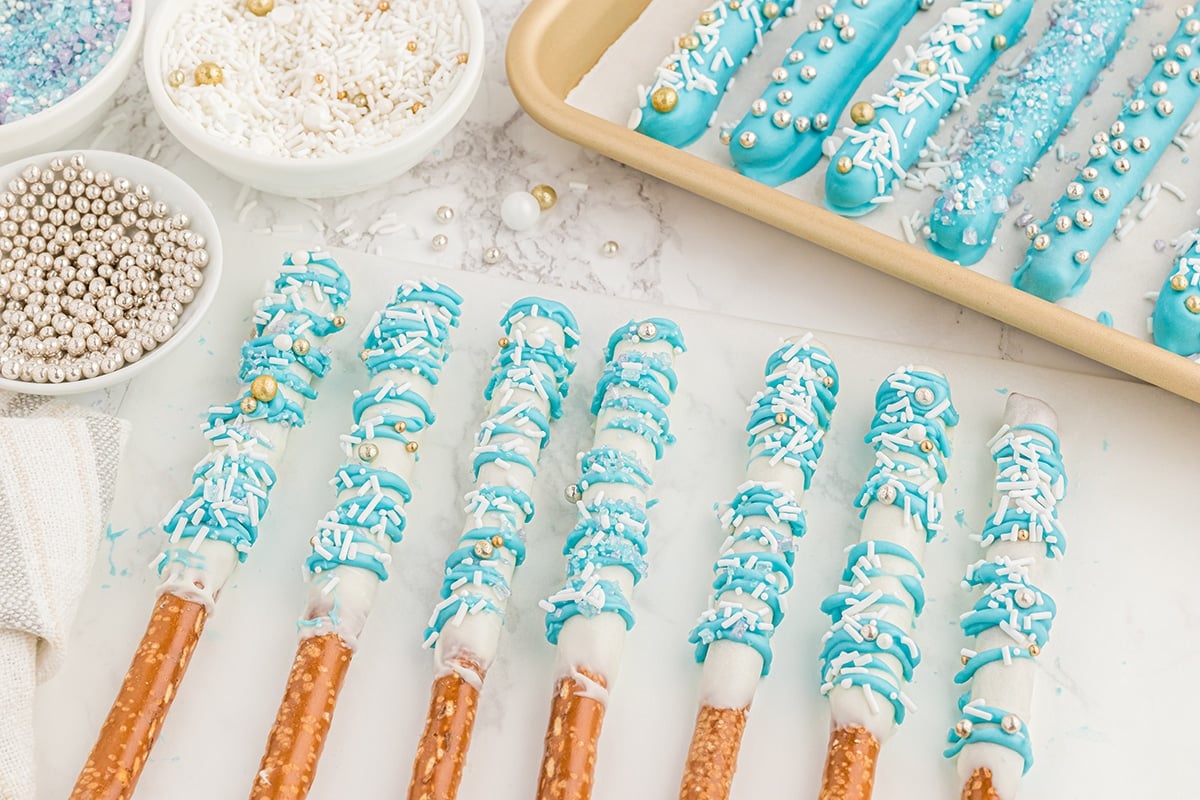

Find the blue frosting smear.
[
  {"left": 1015, "top": 10, "right": 1200, "bottom": 301},
  {"left": 425, "top": 298, "right": 579, "bottom": 647},
  {"left": 543, "top": 318, "right": 684, "bottom": 644},
  {"left": 304, "top": 279, "right": 460, "bottom": 596},
  {"left": 980, "top": 422, "right": 1068, "bottom": 558},
  {"left": 691, "top": 338, "right": 838, "bottom": 676},
  {"left": 944, "top": 694, "right": 1035, "bottom": 774},
  {"left": 157, "top": 251, "right": 350, "bottom": 569},
  {"left": 818, "top": 366, "right": 957, "bottom": 727},
  {"left": 1153, "top": 231, "right": 1200, "bottom": 357},
  {"left": 826, "top": 0, "right": 1036, "bottom": 216},
  {"left": 925, "top": 0, "right": 1141, "bottom": 265},
  {"left": 633, "top": 0, "right": 798, "bottom": 148},
  {"left": 730, "top": 0, "right": 925, "bottom": 186}
]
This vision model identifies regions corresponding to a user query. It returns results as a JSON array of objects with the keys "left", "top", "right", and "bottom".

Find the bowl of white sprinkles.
[
  {"left": 0, "top": 150, "right": 222, "bottom": 395},
  {"left": 144, "top": 0, "right": 485, "bottom": 198}
]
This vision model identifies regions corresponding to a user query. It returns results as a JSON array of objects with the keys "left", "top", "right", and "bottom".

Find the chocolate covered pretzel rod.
[
  {"left": 632, "top": 0, "right": 798, "bottom": 148},
  {"left": 1015, "top": 7, "right": 1200, "bottom": 301},
  {"left": 679, "top": 336, "right": 839, "bottom": 800},
  {"left": 825, "top": 0, "right": 1034, "bottom": 216},
  {"left": 817, "top": 366, "right": 959, "bottom": 800},
  {"left": 728, "top": 0, "right": 927, "bottom": 186},
  {"left": 537, "top": 318, "right": 686, "bottom": 800},
  {"left": 71, "top": 251, "right": 351, "bottom": 800},
  {"left": 249, "top": 279, "right": 463, "bottom": 799},
  {"left": 925, "top": 0, "right": 1140, "bottom": 265},
  {"left": 409, "top": 298, "right": 580, "bottom": 800},
  {"left": 944, "top": 394, "right": 1067, "bottom": 800}
]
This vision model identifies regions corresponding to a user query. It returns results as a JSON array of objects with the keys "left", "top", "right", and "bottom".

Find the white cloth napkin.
[{"left": 0, "top": 392, "right": 128, "bottom": 800}]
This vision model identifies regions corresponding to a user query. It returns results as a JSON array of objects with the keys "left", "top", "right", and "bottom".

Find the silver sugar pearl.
[
  {"left": 435, "top": 205, "right": 455, "bottom": 224},
  {"left": 601, "top": 240, "right": 620, "bottom": 257},
  {"left": 431, "top": 233, "right": 448, "bottom": 251}
]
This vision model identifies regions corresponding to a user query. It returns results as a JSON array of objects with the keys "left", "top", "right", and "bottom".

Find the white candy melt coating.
[
  {"left": 699, "top": 334, "right": 830, "bottom": 710},
  {"left": 156, "top": 291, "right": 337, "bottom": 609},
  {"left": 162, "top": 0, "right": 470, "bottom": 159},
  {"left": 555, "top": 334, "right": 680, "bottom": 684},
  {"left": 956, "top": 393, "right": 1059, "bottom": 800},
  {"left": 431, "top": 314, "right": 570, "bottom": 676}
]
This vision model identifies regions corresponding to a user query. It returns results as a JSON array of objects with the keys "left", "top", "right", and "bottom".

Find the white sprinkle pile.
[{"left": 162, "top": 0, "right": 470, "bottom": 159}]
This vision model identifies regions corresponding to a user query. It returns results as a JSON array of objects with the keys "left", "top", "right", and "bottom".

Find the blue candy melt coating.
[
  {"left": 926, "top": 0, "right": 1141, "bottom": 265},
  {"left": 1015, "top": 10, "right": 1200, "bottom": 300},
  {"left": 544, "top": 319, "right": 683, "bottom": 644},
  {"left": 818, "top": 366, "right": 957, "bottom": 726},
  {"left": 425, "top": 298, "right": 579, "bottom": 646},
  {"left": 1153, "top": 233, "right": 1200, "bottom": 357},
  {"left": 827, "top": 0, "right": 1036, "bottom": 216},
  {"left": 691, "top": 340, "right": 838, "bottom": 676},
  {"left": 305, "top": 279, "right": 459, "bottom": 594},
  {"left": 731, "top": 0, "right": 924, "bottom": 186},
  {"left": 158, "top": 252, "right": 350, "bottom": 567},
  {"left": 955, "top": 558, "right": 1056, "bottom": 683},
  {"left": 634, "top": 0, "right": 798, "bottom": 148},
  {"left": 944, "top": 694, "right": 1035, "bottom": 774}
]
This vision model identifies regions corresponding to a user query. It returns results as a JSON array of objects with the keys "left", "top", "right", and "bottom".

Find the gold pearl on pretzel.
[
  {"left": 405, "top": 441, "right": 419, "bottom": 453},
  {"left": 393, "top": 420, "right": 407, "bottom": 433},
  {"left": 1171, "top": 274, "right": 1189, "bottom": 291},
  {"left": 1187, "top": 295, "right": 1200, "bottom": 314},
  {"left": 679, "top": 33, "right": 700, "bottom": 50},
  {"left": 762, "top": 1, "right": 780, "bottom": 19},
  {"left": 491, "top": 534, "right": 505, "bottom": 547},
  {"left": 775, "top": 411, "right": 788, "bottom": 425},
  {"left": 250, "top": 374, "right": 278, "bottom": 402},
  {"left": 240, "top": 396, "right": 258, "bottom": 414},
  {"left": 849, "top": 101, "right": 875, "bottom": 125},
  {"left": 835, "top": 156, "right": 853, "bottom": 174},
  {"left": 1017, "top": 527, "right": 1030, "bottom": 541},
  {"left": 651, "top": 86, "right": 678, "bottom": 113},
  {"left": 292, "top": 338, "right": 311, "bottom": 356},
  {"left": 332, "top": 314, "right": 347, "bottom": 328},
  {"left": 1029, "top": 643, "right": 1041, "bottom": 656},
  {"left": 919, "top": 439, "right": 934, "bottom": 453},
  {"left": 988, "top": 1, "right": 1004, "bottom": 16},
  {"left": 917, "top": 58, "right": 937, "bottom": 76},
  {"left": 699, "top": 9, "right": 716, "bottom": 24}
]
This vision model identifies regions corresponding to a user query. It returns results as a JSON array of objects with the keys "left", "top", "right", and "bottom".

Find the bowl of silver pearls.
[{"left": 0, "top": 150, "right": 222, "bottom": 394}]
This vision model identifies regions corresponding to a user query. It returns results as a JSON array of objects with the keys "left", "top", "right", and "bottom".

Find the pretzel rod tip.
[
  {"left": 960, "top": 768, "right": 1002, "bottom": 800},
  {"left": 407, "top": 657, "right": 486, "bottom": 800},
  {"left": 71, "top": 592, "right": 207, "bottom": 800},
  {"left": 536, "top": 668, "right": 608, "bottom": 800},
  {"left": 818, "top": 726, "right": 880, "bottom": 800},
  {"left": 678, "top": 704, "right": 749, "bottom": 800},
  {"left": 250, "top": 634, "right": 353, "bottom": 800}
]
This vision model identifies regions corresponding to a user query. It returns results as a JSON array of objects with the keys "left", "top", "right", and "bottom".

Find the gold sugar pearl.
[
  {"left": 337, "top": 90, "right": 349, "bottom": 101},
  {"left": 393, "top": 420, "right": 407, "bottom": 433},
  {"left": 240, "top": 396, "right": 258, "bottom": 414},
  {"left": 651, "top": 86, "right": 678, "bottom": 113},
  {"left": 457, "top": 52, "right": 469, "bottom": 64},
  {"left": 314, "top": 73, "right": 325, "bottom": 84},
  {"left": 774, "top": 411, "right": 788, "bottom": 425},
  {"left": 405, "top": 440, "right": 419, "bottom": 453},
  {"left": 194, "top": 62, "right": 224, "bottom": 86},
  {"left": 360, "top": 350, "right": 371, "bottom": 361},
  {"left": 988, "top": 1, "right": 1004, "bottom": 16},
  {"left": 762, "top": 1, "right": 780, "bottom": 19},
  {"left": 167, "top": 69, "right": 186, "bottom": 88},
  {"left": 292, "top": 338, "right": 311, "bottom": 356},
  {"left": 849, "top": 101, "right": 875, "bottom": 126},
  {"left": 411, "top": 101, "right": 424, "bottom": 113},
  {"left": 1029, "top": 643, "right": 1041, "bottom": 656},
  {"left": 1016, "top": 527, "right": 1030, "bottom": 541},
  {"left": 250, "top": 375, "right": 278, "bottom": 402},
  {"left": 498, "top": 336, "right": 512, "bottom": 348},
  {"left": 992, "top": 34, "right": 1008, "bottom": 51},
  {"left": 378, "top": 0, "right": 390, "bottom": 8},
  {"left": 531, "top": 184, "right": 558, "bottom": 211},
  {"left": 917, "top": 58, "right": 937, "bottom": 76},
  {"left": 246, "top": 0, "right": 274, "bottom": 15},
  {"left": 1187, "top": 295, "right": 1200, "bottom": 314},
  {"left": 679, "top": 33, "right": 700, "bottom": 50},
  {"left": 961, "top": 654, "right": 970, "bottom": 665},
  {"left": 352, "top": 93, "right": 369, "bottom": 109},
  {"left": 1171, "top": 274, "right": 1189, "bottom": 291},
  {"left": 332, "top": 314, "right": 347, "bottom": 328},
  {"left": 407, "top": 40, "right": 418, "bottom": 52},
  {"left": 835, "top": 156, "right": 853, "bottom": 174},
  {"left": 699, "top": 9, "right": 716, "bottom": 24},
  {"left": 491, "top": 534, "right": 505, "bottom": 547},
  {"left": 822, "top": 375, "right": 834, "bottom": 388},
  {"left": 919, "top": 439, "right": 934, "bottom": 453}
]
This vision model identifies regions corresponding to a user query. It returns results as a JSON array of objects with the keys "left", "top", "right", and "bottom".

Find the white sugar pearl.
[
  {"left": 500, "top": 192, "right": 541, "bottom": 232},
  {"left": 273, "top": 334, "right": 293, "bottom": 350},
  {"left": 302, "top": 104, "right": 331, "bottom": 132}
]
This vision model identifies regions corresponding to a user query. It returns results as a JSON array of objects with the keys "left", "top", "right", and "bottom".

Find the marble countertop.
[{"left": 78, "top": 0, "right": 1131, "bottom": 423}]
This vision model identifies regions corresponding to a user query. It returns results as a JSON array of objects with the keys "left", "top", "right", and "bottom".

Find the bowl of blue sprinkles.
[{"left": 0, "top": 0, "right": 146, "bottom": 164}]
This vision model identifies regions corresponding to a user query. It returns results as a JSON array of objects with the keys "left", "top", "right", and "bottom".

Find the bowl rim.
[
  {"left": 0, "top": 148, "right": 223, "bottom": 396},
  {"left": 143, "top": 0, "right": 486, "bottom": 172},
  {"left": 0, "top": 0, "right": 147, "bottom": 139}
]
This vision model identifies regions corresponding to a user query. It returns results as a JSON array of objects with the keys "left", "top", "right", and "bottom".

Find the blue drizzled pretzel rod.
[
  {"left": 535, "top": 318, "right": 686, "bottom": 800},
  {"left": 631, "top": 0, "right": 799, "bottom": 148},
  {"left": 1151, "top": 229, "right": 1200, "bottom": 358},
  {"left": 946, "top": 394, "right": 1067, "bottom": 800},
  {"left": 728, "top": 0, "right": 930, "bottom": 187},
  {"left": 816, "top": 366, "right": 959, "bottom": 799},
  {"left": 407, "top": 298, "right": 580, "bottom": 800},
  {"left": 1015, "top": 7, "right": 1200, "bottom": 302},
  {"left": 925, "top": 0, "right": 1141, "bottom": 266},
  {"left": 825, "top": 0, "right": 1035, "bottom": 217},
  {"left": 249, "top": 280, "right": 463, "bottom": 800},
  {"left": 71, "top": 251, "right": 351, "bottom": 800},
  {"left": 678, "top": 335, "right": 839, "bottom": 800}
]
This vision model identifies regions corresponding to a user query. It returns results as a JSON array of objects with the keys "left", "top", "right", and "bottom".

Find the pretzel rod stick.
[
  {"left": 537, "top": 318, "right": 686, "bottom": 800},
  {"left": 410, "top": 298, "right": 580, "bottom": 800},
  {"left": 944, "top": 394, "right": 1067, "bottom": 800},
  {"left": 680, "top": 336, "right": 840, "bottom": 800},
  {"left": 71, "top": 251, "right": 351, "bottom": 800},
  {"left": 250, "top": 280, "right": 464, "bottom": 800},
  {"left": 817, "top": 366, "right": 960, "bottom": 800}
]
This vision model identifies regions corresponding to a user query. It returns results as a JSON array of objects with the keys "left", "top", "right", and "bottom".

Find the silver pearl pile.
[{"left": 0, "top": 153, "right": 209, "bottom": 384}]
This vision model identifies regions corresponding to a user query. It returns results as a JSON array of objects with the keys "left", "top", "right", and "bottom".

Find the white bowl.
[
  {"left": 0, "top": 2, "right": 147, "bottom": 165},
  {"left": 0, "top": 149, "right": 223, "bottom": 396},
  {"left": 143, "top": 0, "right": 486, "bottom": 198}
]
